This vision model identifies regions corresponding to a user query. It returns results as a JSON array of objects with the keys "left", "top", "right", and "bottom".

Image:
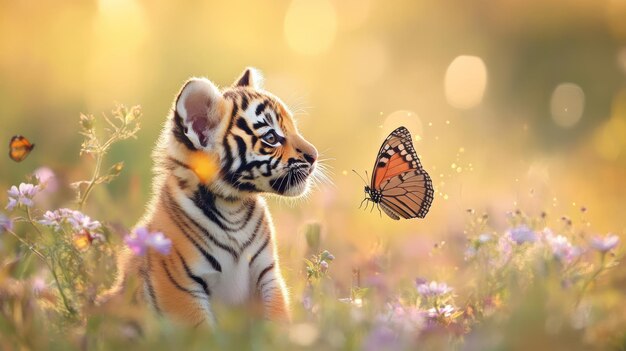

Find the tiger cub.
[{"left": 105, "top": 68, "right": 318, "bottom": 326}]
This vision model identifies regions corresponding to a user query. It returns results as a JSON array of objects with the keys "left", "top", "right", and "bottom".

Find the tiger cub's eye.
[{"left": 261, "top": 130, "right": 280, "bottom": 146}]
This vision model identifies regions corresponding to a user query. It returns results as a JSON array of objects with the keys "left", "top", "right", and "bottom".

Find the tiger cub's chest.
[{"left": 185, "top": 198, "right": 270, "bottom": 305}]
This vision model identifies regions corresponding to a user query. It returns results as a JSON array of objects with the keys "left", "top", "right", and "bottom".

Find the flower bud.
[
  {"left": 79, "top": 113, "right": 94, "bottom": 130},
  {"left": 320, "top": 260, "right": 329, "bottom": 272}
]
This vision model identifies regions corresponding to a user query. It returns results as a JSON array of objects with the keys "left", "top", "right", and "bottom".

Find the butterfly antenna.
[{"left": 351, "top": 169, "right": 368, "bottom": 186}]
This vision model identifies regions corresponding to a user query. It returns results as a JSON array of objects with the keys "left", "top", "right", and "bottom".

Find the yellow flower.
[{"left": 189, "top": 151, "right": 220, "bottom": 184}]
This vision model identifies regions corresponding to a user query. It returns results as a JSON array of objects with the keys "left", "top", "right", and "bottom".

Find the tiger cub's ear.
[
  {"left": 233, "top": 67, "right": 263, "bottom": 89},
  {"left": 175, "top": 78, "right": 224, "bottom": 149}
]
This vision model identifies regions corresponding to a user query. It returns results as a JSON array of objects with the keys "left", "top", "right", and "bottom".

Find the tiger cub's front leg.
[
  {"left": 145, "top": 250, "right": 216, "bottom": 327},
  {"left": 249, "top": 240, "right": 291, "bottom": 321}
]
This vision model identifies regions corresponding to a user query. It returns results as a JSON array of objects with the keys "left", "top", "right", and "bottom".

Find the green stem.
[
  {"left": 25, "top": 207, "right": 44, "bottom": 236},
  {"left": 79, "top": 150, "right": 104, "bottom": 210},
  {"left": 5, "top": 228, "right": 47, "bottom": 262},
  {"left": 576, "top": 253, "right": 606, "bottom": 306},
  {"left": 49, "top": 256, "right": 76, "bottom": 316},
  {"left": 78, "top": 133, "right": 119, "bottom": 210},
  {"left": 6, "top": 227, "right": 75, "bottom": 315}
]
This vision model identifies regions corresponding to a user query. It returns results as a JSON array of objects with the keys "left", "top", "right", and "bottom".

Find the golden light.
[
  {"left": 86, "top": 0, "right": 149, "bottom": 108},
  {"left": 334, "top": 0, "right": 371, "bottom": 30},
  {"left": 444, "top": 55, "right": 488, "bottom": 109},
  {"left": 284, "top": 0, "right": 337, "bottom": 55},
  {"left": 550, "top": 83, "right": 585, "bottom": 128},
  {"left": 593, "top": 118, "right": 626, "bottom": 160},
  {"left": 382, "top": 110, "right": 423, "bottom": 141},
  {"left": 607, "top": 0, "right": 626, "bottom": 40},
  {"left": 189, "top": 151, "right": 220, "bottom": 184},
  {"left": 350, "top": 40, "right": 389, "bottom": 86}
]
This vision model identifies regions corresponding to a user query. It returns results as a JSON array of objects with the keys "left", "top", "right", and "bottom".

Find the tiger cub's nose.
[{"left": 303, "top": 152, "right": 316, "bottom": 165}]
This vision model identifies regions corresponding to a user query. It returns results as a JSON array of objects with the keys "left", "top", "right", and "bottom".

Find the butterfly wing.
[
  {"left": 379, "top": 201, "right": 401, "bottom": 220},
  {"left": 370, "top": 127, "right": 434, "bottom": 219},
  {"left": 371, "top": 127, "right": 423, "bottom": 189},
  {"left": 379, "top": 170, "right": 434, "bottom": 219},
  {"left": 9, "top": 135, "right": 35, "bottom": 162}
]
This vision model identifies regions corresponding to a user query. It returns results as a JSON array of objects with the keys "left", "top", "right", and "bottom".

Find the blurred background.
[{"left": 1, "top": 0, "right": 625, "bottom": 301}]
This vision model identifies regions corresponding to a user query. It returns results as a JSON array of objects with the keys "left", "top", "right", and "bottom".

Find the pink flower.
[
  {"left": 590, "top": 234, "right": 620, "bottom": 253},
  {"left": 31, "top": 276, "right": 48, "bottom": 295},
  {"left": 124, "top": 227, "right": 172, "bottom": 256},
  {"left": 320, "top": 260, "right": 329, "bottom": 272},
  {"left": 33, "top": 167, "right": 58, "bottom": 193},
  {"left": 544, "top": 229, "right": 580, "bottom": 263},
  {"left": 6, "top": 183, "right": 40, "bottom": 211}
]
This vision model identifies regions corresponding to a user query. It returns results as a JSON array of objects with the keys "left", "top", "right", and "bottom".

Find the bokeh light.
[
  {"left": 284, "top": 0, "right": 337, "bottom": 55},
  {"left": 349, "top": 40, "right": 389, "bottom": 86},
  {"left": 333, "top": 0, "right": 371, "bottom": 30},
  {"left": 550, "top": 83, "right": 585, "bottom": 128},
  {"left": 444, "top": 55, "right": 488, "bottom": 109},
  {"left": 382, "top": 110, "right": 423, "bottom": 141}
]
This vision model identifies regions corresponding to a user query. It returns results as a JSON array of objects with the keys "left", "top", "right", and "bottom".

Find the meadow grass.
[{"left": 0, "top": 106, "right": 624, "bottom": 351}]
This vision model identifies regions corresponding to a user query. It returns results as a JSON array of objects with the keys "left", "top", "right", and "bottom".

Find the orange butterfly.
[
  {"left": 9, "top": 135, "right": 35, "bottom": 162},
  {"left": 359, "top": 126, "right": 434, "bottom": 220}
]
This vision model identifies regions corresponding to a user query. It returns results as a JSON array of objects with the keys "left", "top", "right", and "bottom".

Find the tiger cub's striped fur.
[{"left": 104, "top": 68, "right": 318, "bottom": 325}]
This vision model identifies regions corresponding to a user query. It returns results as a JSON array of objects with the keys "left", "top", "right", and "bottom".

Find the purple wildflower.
[
  {"left": 507, "top": 225, "right": 537, "bottom": 244},
  {"left": 320, "top": 250, "right": 335, "bottom": 261},
  {"left": 590, "top": 234, "right": 620, "bottom": 253},
  {"left": 67, "top": 211, "right": 101, "bottom": 232},
  {"left": 125, "top": 226, "right": 172, "bottom": 256},
  {"left": 0, "top": 213, "right": 13, "bottom": 233},
  {"left": 6, "top": 183, "right": 40, "bottom": 211},
  {"left": 39, "top": 208, "right": 101, "bottom": 233},
  {"left": 417, "top": 280, "right": 452, "bottom": 297}
]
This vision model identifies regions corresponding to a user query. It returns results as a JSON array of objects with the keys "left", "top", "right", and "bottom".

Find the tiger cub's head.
[{"left": 165, "top": 68, "right": 318, "bottom": 199}]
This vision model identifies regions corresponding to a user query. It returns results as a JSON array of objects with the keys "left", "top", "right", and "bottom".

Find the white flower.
[
  {"left": 6, "top": 183, "right": 40, "bottom": 211},
  {"left": 427, "top": 304, "right": 456, "bottom": 318},
  {"left": 417, "top": 281, "right": 453, "bottom": 297}
]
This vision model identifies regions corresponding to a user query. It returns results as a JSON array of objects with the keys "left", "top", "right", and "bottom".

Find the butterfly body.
[
  {"left": 362, "top": 127, "right": 434, "bottom": 220},
  {"left": 364, "top": 186, "right": 382, "bottom": 203}
]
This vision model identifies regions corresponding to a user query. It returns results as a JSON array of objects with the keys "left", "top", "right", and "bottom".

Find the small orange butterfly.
[{"left": 9, "top": 135, "right": 35, "bottom": 162}]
